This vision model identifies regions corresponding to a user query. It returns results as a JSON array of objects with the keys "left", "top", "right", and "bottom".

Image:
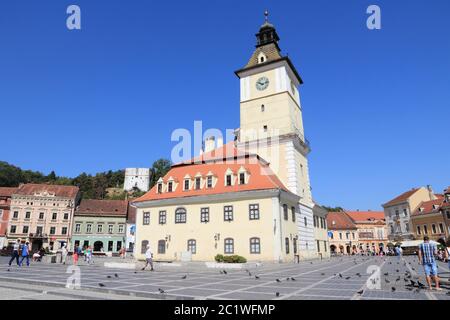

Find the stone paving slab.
[{"left": 1, "top": 255, "right": 450, "bottom": 300}]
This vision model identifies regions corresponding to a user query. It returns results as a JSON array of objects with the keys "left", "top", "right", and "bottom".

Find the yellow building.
[
  {"left": 411, "top": 196, "right": 449, "bottom": 242},
  {"left": 133, "top": 147, "right": 300, "bottom": 262},
  {"left": 345, "top": 211, "right": 388, "bottom": 254},
  {"left": 326, "top": 212, "right": 359, "bottom": 255},
  {"left": 133, "top": 12, "right": 322, "bottom": 262}
]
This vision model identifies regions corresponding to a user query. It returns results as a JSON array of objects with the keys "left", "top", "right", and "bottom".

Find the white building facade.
[{"left": 124, "top": 168, "right": 151, "bottom": 192}]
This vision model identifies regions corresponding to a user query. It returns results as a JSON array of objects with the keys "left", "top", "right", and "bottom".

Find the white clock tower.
[{"left": 235, "top": 12, "right": 316, "bottom": 259}]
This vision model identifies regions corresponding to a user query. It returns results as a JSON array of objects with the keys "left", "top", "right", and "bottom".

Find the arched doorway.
[
  {"left": 94, "top": 241, "right": 104, "bottom": 252},
  {"left": 330, "top": 245, "right": 336, "bottom": 253}
]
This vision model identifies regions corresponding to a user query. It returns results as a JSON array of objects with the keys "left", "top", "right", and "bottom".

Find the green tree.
[{"left": 150, "top": 158, "right": 172, "bottom": 188}]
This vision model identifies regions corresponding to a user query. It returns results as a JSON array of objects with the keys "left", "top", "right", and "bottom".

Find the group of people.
[
  {"left": 8, "top": 239, "right": 31, "bottom": 267},
  {"left": 71, "top": 245, "right": 94, "bottom": 265}
]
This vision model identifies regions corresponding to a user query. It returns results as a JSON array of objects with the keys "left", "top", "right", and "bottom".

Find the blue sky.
[{"left": 0, "top": 1, "right": 449, "bottom": 210}]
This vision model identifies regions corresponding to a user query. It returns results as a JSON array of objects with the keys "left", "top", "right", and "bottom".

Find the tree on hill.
[{"left": 150, "top": 158, "right": 172, "bottom": 188}]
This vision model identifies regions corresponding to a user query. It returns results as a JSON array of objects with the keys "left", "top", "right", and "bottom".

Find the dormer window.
[
  {"left": 239, "top": 172, "right": 245, "bottom": 185},
  {"left": 184, "top": 179, "right": 190, "bottom": 191},
  {"left": 261, "top": 104, "right": 265, "bottom": 112},
  {"left": 226, "top": 175, "right": 232, "bottom": 186},
  {"left": 157, "top": 183, "right": 162, "bottom": 194},
  {"left": 195, "top": 177, "right": 201, "bottom": 190},
  {"left": 263, "top": 125, "right": 268, "bottom": 132},
  {"left": 207, "top": 176, "right": 213, "bottom": 188},
  {"left": 168, "top": 182, "right": 173, "bottom": 192}
]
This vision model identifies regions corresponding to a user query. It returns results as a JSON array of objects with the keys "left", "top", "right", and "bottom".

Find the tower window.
[
  {"left": 263, "top": 125, "right": 268, "bottom": 132},
  {"left": 261, "top": 104, "right": 265, "bottom": 112},
  {"left": 260, "top": 57, "right": 265, "bottom": 63}
]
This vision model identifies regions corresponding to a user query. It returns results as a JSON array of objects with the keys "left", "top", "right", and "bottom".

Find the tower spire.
[{"left": 256, "top": 10, "right": 280, "bottom": 48}]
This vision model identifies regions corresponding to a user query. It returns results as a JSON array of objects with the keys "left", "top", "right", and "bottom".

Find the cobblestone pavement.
[{"left": 0, "top": 255, "right": 449, "bottom": 300}]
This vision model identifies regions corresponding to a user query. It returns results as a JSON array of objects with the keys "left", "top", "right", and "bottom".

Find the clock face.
[{"left": 256, "top": 76, "right": 269, "bottom": 91}]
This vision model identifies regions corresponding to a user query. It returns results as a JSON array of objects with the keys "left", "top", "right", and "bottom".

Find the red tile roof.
[
  {"left": 127, "top": 204, "right": 136, "bottom": 223},
  {"left": 412, "top": 198, "right": 444, "bottom": 217},
  {"left": 383, "top": 188, "right": 419, "bottom": 207},
  {"left": 0, "top": 187, "right": 18, "bottom": 197},
  {"left": 175, "top": 142, "right": 256, "bottom": 166},
  {"left": 326, "top": 212, "right": 357, "bottom": 230},
  {"left": 76, "top": 199, "right": 128, "bottom": 217},
  {"left": 14, "top": 184, "right": 79, "bottom": 198},
  {"left": 345, "top": 211, "right": 385, "bottom": 222},
  {"left": 134, "top": 145, "right": 289, "bottom": 203}
]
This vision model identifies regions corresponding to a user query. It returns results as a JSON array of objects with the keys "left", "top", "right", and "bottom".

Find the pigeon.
[
  {"left": 391, "top": 287, "right": 396, "bottom": 292},
  {"left": 345, "top": 276, "right": 351, "bottom": 280},
  {"left": 412, "top": 267, "right": 416, "bottom": 271},
  {"left": 409, "top": 280, "right": 416, "bottom": 287},
  {"left": 114, "top": 273, "right": 119, "bottom": 278},
  {"left": 276, "top": 292, "right": 280, "bottom": 297},
  {"left": 286, "top": 277, "right": 290, "bottom": 281},
  {"left": 276, "top": 279, "right": 281, "bottom": 283},
  {"left": 338, "top": 273, "right": 343, "bottom": 278},
  {"left": 321, "top": 273, "right": 326, "bottom": 276},
  {"left": 98, "top": 283, "right": 105, "bottom": 287},
  {"left": 181, "top": 275, "right": 187, "bottom": 279},
  {"left": 357, "top": 289, "right": 364, "bottom": 295},
  {"left": 383, "top": 272, "right": 389, "bottom": 276},
  {"left": 356, "top": 273, "right": 361, "bottom": 277},
  {"left": 107, "top": 275, "right": 112, "bottom": 279},
  {"left": 417, "top": 281, "right": 425, "bottom": 288},
  {"left": 255, "top": 275, "right": 260, "bottom": 279},
  {"left": 396, "top": 269, "right": 399, "bottom": 273},
  {"left": 134, "top": 271, "right": 137, "bottom": 274},
  {"left": 248, "top": 272, "right": 252, "bottom": 276},
  {"left": 158, "top": 288, "right": 165, "bottom": 294},
  {"left": 385, "top": 279, "right": 390, "bottom": 283},
  {"left": 310, "top": 262, "right": 313, "bottom": 264},
  {"left": 7, "top": 269, "right": 10, "bottom": 272},
  {"left": 395, "top": 276, "right": 401, "bottom": 282},
  {"left": 291, "top": 277, "right": 296, "bottom": 281},
  {"left": 223, "top": 270, "right": 228, "bottom": 275}
]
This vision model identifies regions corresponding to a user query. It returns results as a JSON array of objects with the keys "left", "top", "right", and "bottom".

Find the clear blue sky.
[{"left": 1, "top": 1, "right": 449, "bottom": 210}]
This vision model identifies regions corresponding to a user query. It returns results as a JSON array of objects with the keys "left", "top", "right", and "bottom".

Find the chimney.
[
  {"left": 426, "top": 185, "right": 436, "bottom": 200},
  {"left": 217, "top": 136, "right": 223, "bottom": 148},
  {"left": 204, "top": 136, "right": 216, "bottom": 153}
]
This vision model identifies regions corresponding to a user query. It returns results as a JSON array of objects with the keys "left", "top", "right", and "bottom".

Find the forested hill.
[{"left": 0, "top": 159, "right": 171, "bottom": 200}]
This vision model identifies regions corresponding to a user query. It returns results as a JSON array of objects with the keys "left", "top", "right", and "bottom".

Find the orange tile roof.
[
  {"left": 175, "top": 142, "right": 256, "bottom": 166},
  {"left": 326, "top": 212, "right": 357, "bottom": 230},
  {"left": 0, "top": 187, "right": 18, "bottom": 197},
  {"left": 412, "top": 198, "right": 444, "bottom": 217},
  {"left": 383, "top": 188, "right": 419, "bottom": 207},
  {"left": 15, "top": 184, "right": 79, "bottom": 198},
  {"left": 345, "top": 211, "right": 385, "bottom": 222},
  {"left": 134, "top": 151, "right": 289, "bottom": 203},
  {"left": 76, "top": 199, "right": 128, "bottom": 217}
]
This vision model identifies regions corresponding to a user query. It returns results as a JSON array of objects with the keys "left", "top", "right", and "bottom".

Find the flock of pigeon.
[{"left": 95, "top": 258, "right": 450, "bottom": 299}]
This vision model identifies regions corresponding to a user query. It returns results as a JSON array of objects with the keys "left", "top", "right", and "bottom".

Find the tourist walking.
[
  {"left": 141, "top": 244, "right": 154, "bottom": 271},
  {"left": 8, "top": 239, "right": 21, "bottom": 266},
  {"left": 86, "top": 246, "right": 93, "bottom": 264},
  {"left": 19, "top": 241, "right": 30, "bottom": 267},
  {"left": 61, "top": 244, "right": 68, "bottom": 265},
  {"left": 418, "top": 236, "right": 442, "bottom": 291},
  {"left": 72, "top": 245, "right": 79, "bottom": 265}
]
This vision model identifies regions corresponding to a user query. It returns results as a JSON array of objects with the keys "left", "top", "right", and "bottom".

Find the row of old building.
[
  {"left": 0, "top": 184, "right": 137, "bottom": 253},
  {"left": 326, "top": 185, "right": 450, "bottom": 255}
]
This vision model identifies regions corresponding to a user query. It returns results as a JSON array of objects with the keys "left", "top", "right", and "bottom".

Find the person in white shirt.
[
  {"left": 8, "top": 239, "right": 21, "bottom": 266},
  {"left": 141, "top": 245, "right": 154, "bottom": 271},
  {"left": 61, "top": 244, "right": 68, "bottom": 265}
]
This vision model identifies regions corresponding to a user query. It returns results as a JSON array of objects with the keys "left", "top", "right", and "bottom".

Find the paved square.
[{"left": 0, "top": 255, "right": 449, "bottom": 300}]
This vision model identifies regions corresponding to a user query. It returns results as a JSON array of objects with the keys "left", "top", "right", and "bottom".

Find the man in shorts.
[{"left": 418, "top": 236, "right": 441, "bottom": 291}]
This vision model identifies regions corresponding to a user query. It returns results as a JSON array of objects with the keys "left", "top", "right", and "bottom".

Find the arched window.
[
  {"left": 158, "top": 240, "right": 166, "bottom": 254},
  {"left": 141, "top": 240, "right": 148, "bottom": 254},
  {"left": 283, "top": 204, "right": 288, "bottom": 220},
  {"left": 175, "top": 208, "right": 187, "bottom": 223},
  {"left": 187, "top": 239, "right": 196, "bottom": 254},
  {"left": 250, "top": 237, "right": 261, "bottom": 254},
  {"left": 224, "top": 238, "right": 234, "bottom": 254}
]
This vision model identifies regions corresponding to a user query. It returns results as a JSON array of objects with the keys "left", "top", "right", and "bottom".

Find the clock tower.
[{"left": 235, "top": 11, "right": 316, "bottom": 258}]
